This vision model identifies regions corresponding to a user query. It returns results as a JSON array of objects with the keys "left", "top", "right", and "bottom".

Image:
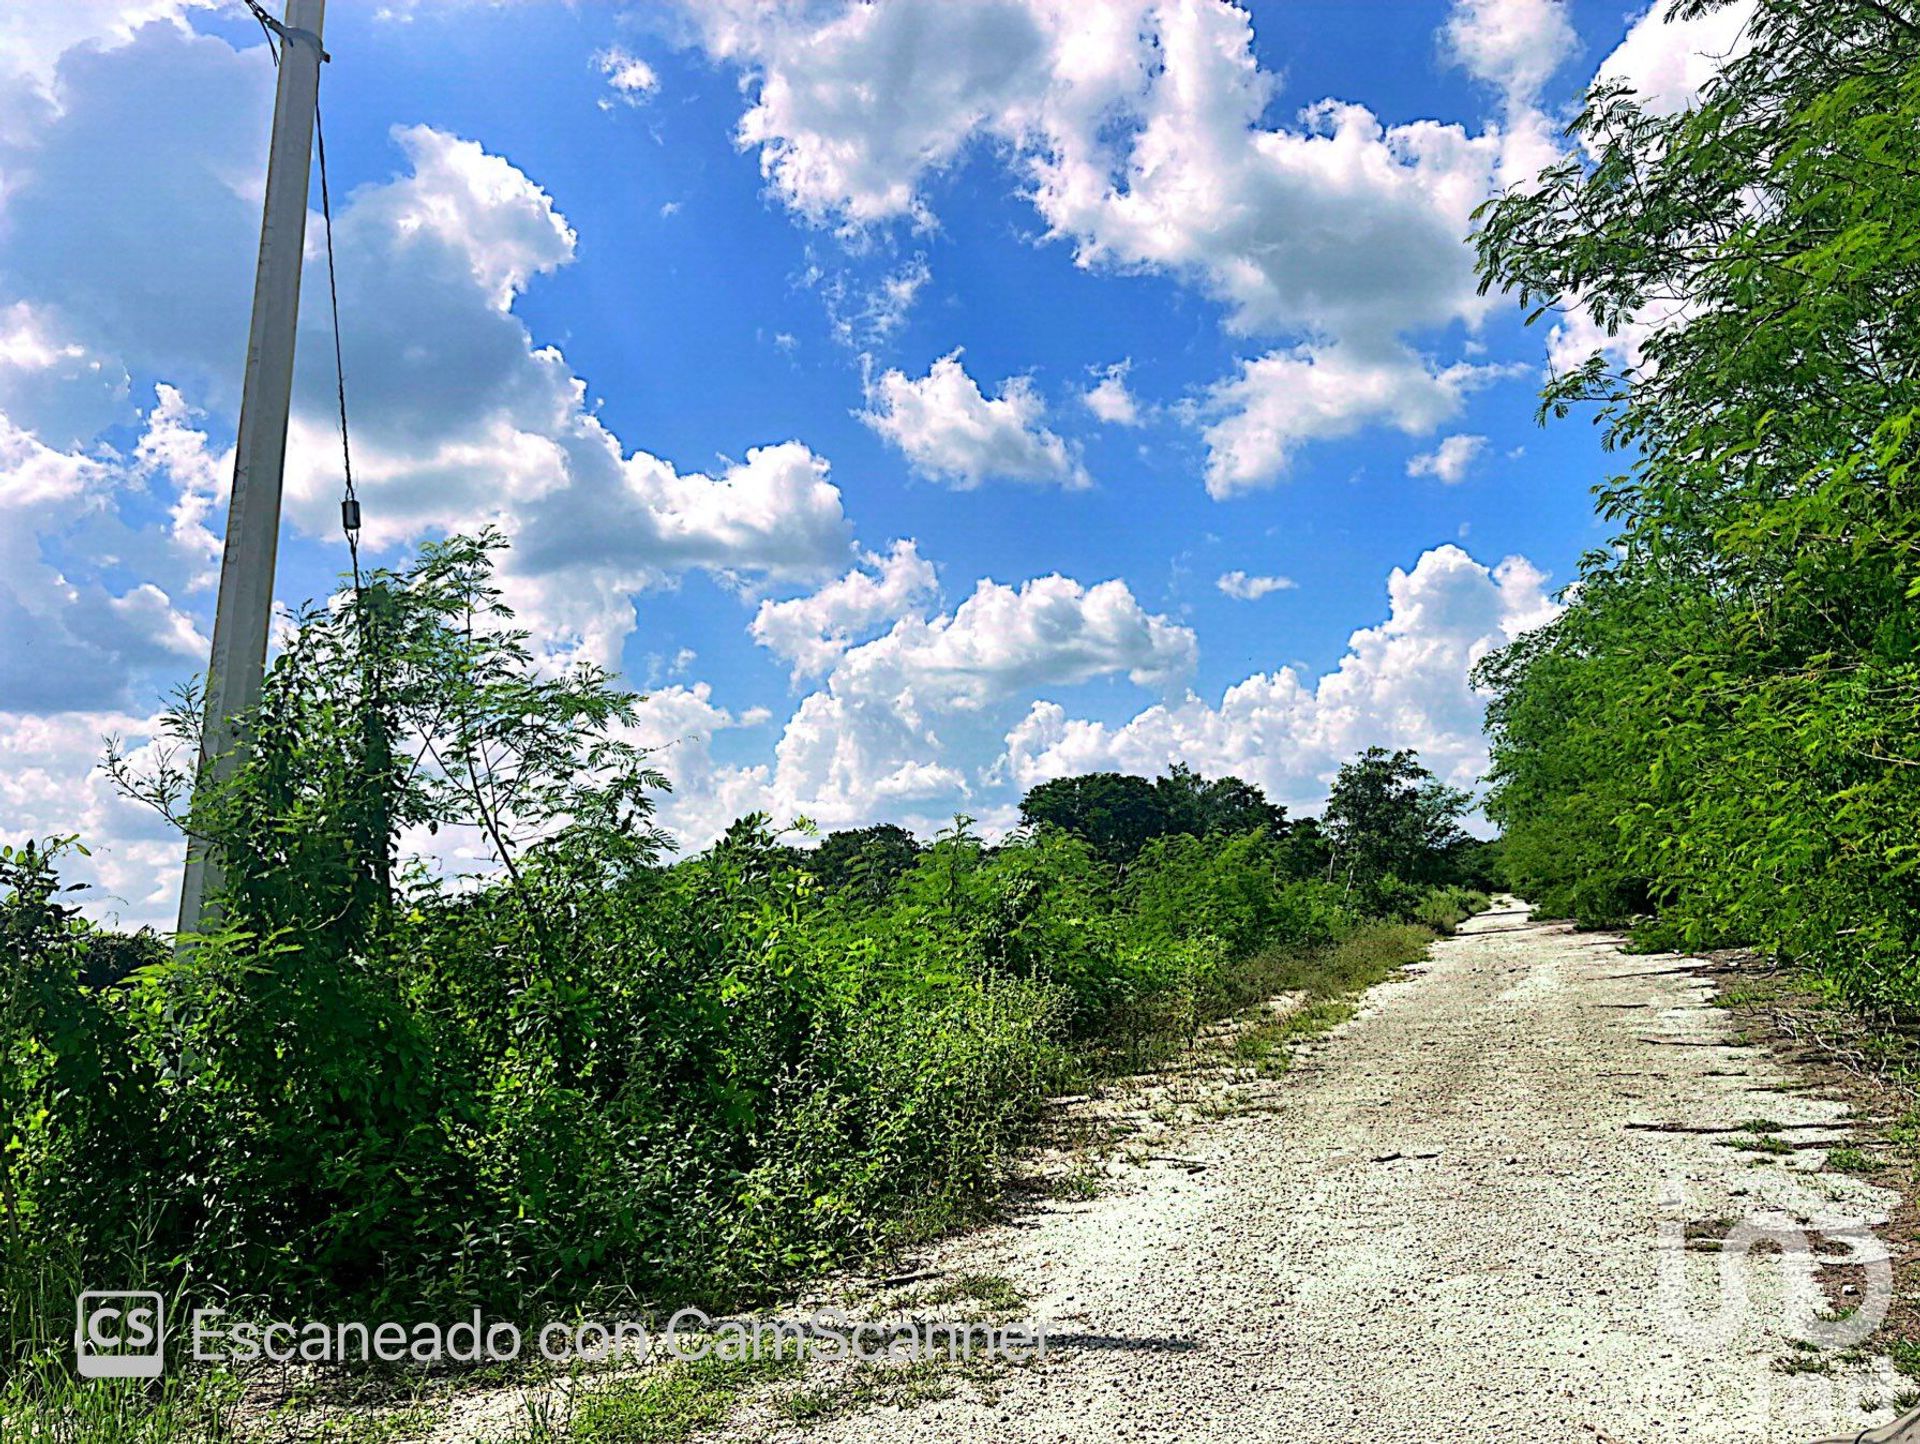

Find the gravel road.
[{"left": 768, "top": 900, "right": 1906, "bottom": 1444}]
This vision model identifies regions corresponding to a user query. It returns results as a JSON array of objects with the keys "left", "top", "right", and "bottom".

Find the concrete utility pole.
[{"left": 178, "top": 0, "right": 328, "bottom": 936}]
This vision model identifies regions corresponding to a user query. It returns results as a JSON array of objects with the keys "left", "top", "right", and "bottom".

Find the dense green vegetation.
[
  {"left": 1472, "top": 0, "right": 1920, "bottom": 1012},
  {"left": 1, "top": 533, "right": 1487, "bottom": 1406}
]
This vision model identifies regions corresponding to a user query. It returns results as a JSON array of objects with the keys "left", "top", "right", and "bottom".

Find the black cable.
[
  {"left": 314, "top": 100, "right": 364, "bottom": 596},
  {"left": 279, "top": 7, "right": 385, "bottom": 868},
  {"left": 241, "top": 0, "right": 280, "bottom": 63}
]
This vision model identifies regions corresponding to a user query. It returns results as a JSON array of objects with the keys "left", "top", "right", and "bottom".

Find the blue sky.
[{"left": 0, "top": 0, "right": 1750, "bottom": 925}]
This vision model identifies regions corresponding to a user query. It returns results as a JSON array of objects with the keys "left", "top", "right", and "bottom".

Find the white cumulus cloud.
[
  {"left": 618, "top": 683, "right": 778, "bottom": 852},
  {"left": 1597, "top": 0, "right": 1755, "bottom": 115},
  {"left": 1199, "top": 344, "right": 1501, "bottom": 497},
  {"left": 751, "top": 540, "right": 938, "bottom": 680},
  {"left": 1004, "top": 544, "right": 1559, "bottom": 810},
  {"left": 662, "top": 564, "right": 1198, "bottom": 838},
  {"left": 0, "top": 396, "right": 216, "bottom": 713},
  {"left": 0, "top": 708, "right": 187, "bottom": 929},
  {"left": 595, "top": 46, "right": 659, "bottom": 107},
  {"left": 1407, "top": 433, "right": 1489, "bottom": 484},
  {"left": 0, "top": 0, "right": 220, "bottom": 144},
  {"left": 1083, "top": 361, "right": 1142, "bottom": 427},
  {"left": 1442, "top": 0, "right": 1579, "bottom": 107},
  {"left": 825, "top": 572, "right": 1196, "bottom": 712},
  {"left": 680, "top": 0, "right": 1559, "bottom": 490},
  {"left": 861, "top": 350, "right": 1089, "bottom": 490}
]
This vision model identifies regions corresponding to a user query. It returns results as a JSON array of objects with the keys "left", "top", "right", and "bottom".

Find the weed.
[
  {"left": 511, "top": 1357, "right": 800, "bottom": 1444},
  {"left": 777, "top": 1360, "right": 966, "bottom": 1425},
  {"left": 898, "top": 1275, "right": 1026, "bottom": 1316}
]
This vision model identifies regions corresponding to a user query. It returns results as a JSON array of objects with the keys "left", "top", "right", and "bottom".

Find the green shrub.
[
  {"left": 1411, "top": 886, "right": 1492, "bottom": 936},
  {"left": 1471, "top": 1, "right": 1920, "bottom": 1017},
  {"left": 1, "top": 535, "right": 1482, "bottom": 1378}
]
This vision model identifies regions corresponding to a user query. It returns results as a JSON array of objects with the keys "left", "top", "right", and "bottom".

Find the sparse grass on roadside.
[
  {"left": 250, "top": 1366, "right": 453, "bottom": 1443},
  {"left": 1411, "top": 888, "right": 1490, "bottom": 937},
  {"left": 265, "top": 1398, "right": 446, "bottom": 1443},
  {"left": 1037, "top": 1166, "right": 1105, "bottom": 1201},
  {"left": 776, "top": 1359, "right": 967, "bottom": 1425},
  {"left": 895, "top": 1274, "right": 1026, "bottom": 1317},
  {"left": 1230, "top": 1020, "right": 1291, "bottom": 1076},
  {"left": 1233, "top": 999, "right": 1363, "bottom": 1076},
  {"left": 1717, "top": 1133, "right": 1794, "bottom": 1155},
  {"left": 331, "top": 1413, "right": 438, "bottom": 1443},
  {"left": 1890, "top": 1339, "right": 1920, "bottom": 1383},
  {"left": 1885, "top": 1111, "right": 1920, "bottom": 1153},
  {"left": 1271, "top": 921, "right": 1439, "bottom": 1001},
  {"left": 1224, "top": 922, "right": 1436, "bottom": 1077},
  {"left": 1276, "top": 997, "right": 1361, "bottom": 1043},
  {"left": 508, "top": 1356, "right": 801, "bottom": 1444},
  {"left": 1707, "top": 955, "right": 1920, "bottom": 1383},
  {"left": 1774, "top": 1338, "right": 1837, "bottom": 1376},
  {"left": 733, "top": 1272, "right": 1031, "bottom": 1431}
]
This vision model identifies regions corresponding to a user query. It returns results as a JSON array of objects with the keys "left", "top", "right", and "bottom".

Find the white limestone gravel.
[{"left": 754, "top": 900, "right": 1907, "bottom": 1444}]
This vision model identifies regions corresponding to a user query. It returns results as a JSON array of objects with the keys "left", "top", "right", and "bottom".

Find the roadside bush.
[
  {"left": 1471, "top": 1, "right": 1920, "bottom": 1015},
  {"left": 0, "top": 535, "right": 1479, "bottom": 1364},
  {"left": 736, "top": 973, "right": 1067, "bottom": 1284},
  {"left": 1246, "top": 920, "right": 1436, "bottom": 1003},
  {"left": 1412, "top": 886, "right": 1492, "bottom": 937},
  {"left": 0, "top": 841, "right": 173, "bottom": 1353}
]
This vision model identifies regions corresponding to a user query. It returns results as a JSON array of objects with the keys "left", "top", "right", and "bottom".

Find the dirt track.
[{"left": 770, "top": 900, "right": 1906, "bottom": 1443}]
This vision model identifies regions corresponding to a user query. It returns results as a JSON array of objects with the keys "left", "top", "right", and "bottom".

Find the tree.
[
  {"left": 110, "top": 530, "right": 670, "bottom": 958},
  {"left": 1273, "top": 814, "right": 1333, "bottom": 882},
  {"left": 1471, "top": 574, "right": 1667, "bottom": 925},
  {"left": 808, "top": 824, "right": 922, "bottom": 902},
  {"left": 1019, "top": 766, "right": 1289, "bottom": 866},
  {"left": 1322, "top": 748, "right": 1468, "bottom": 890},
  {"left": 1018, "top": 772, "right": 1168, "bottom": 865},
  {"left": 1471, "top": 0, "right": 1920, "bottom": 1004},
  {"left": 1152, "top": 764, "right": 1289, "bottom": 840}
]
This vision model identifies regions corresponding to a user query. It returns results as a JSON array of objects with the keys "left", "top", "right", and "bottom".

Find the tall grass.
[
  {"left": 1411, "top": 887, "right": 1491, "bottom": 937},
  {"left": 1, "top": 1363, "right": 240, "bottom": 1444}
]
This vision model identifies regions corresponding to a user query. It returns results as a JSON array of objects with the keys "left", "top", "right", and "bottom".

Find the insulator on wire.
[{"left": 342, "top": 497, "right": 361, "bottom": 533}]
